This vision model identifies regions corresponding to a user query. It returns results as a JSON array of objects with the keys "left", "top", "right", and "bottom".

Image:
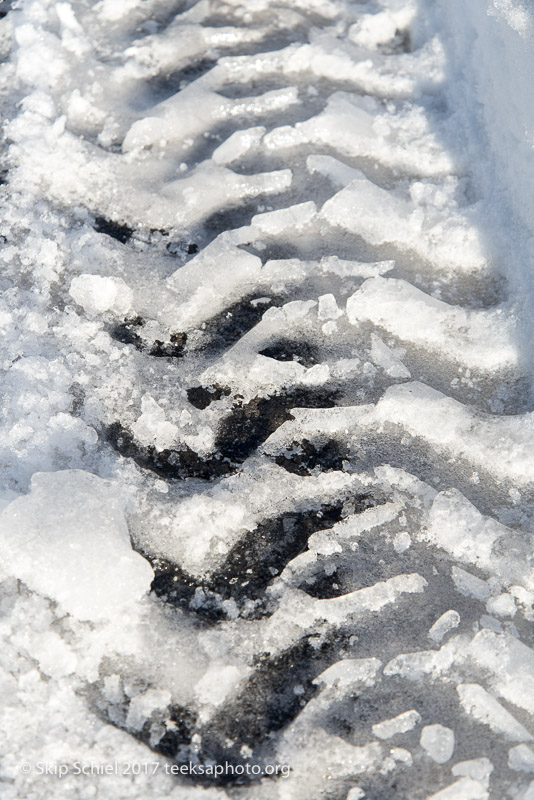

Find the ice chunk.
[
  {"left": 307, "top": 153, "right": 363, "bottom": 187},
  {"left": 131, "top": 394, "right": 179, "bottom": 452},
  {"left": 425, "top": 777, "right": 488, "bottom": 800},
  {"left": 370, "top": 333, "right": 411, "bottom": 379},
  {"left": 0, "top": 471, "right": 153, "bottom": 622},
  {"left": 452, "top": 758, "right": 493, "bottom": 786},
  {"left": 349, "top": 8, "right": 414, "bottom": 50},
  {"left": 347, "top": 789, "right": 365, "bottom": 800},
  {"left": 268, "top": 90, "right": 453, "bottom": 177},
  {"left": 467, "top": 630, "right": 534, "bottom": 718},
  {"left": 318, "top": 293, "right": 343, "bottom": 321},
  {"left": 391, "top": 748, "right": 413, "bottom": 765},
  {"left": 157, "top": 495, "right": 256, "bottom": 577},
  {"left": 314, "top": 658, "right": 382, "bottom": 691},
  {"left": 457, "top": 683, "right": 533, "bottom": 742},
  {"left": 392, "top": 532, "right": 411, "bottom": 554},
  {"left": 166, "top": 243, "right": 264, "bottom": 330},
  {"left": 420, "top": 724, "right": 455, "bottom": 763},
  {"left": 347, "top": 277, "right": 518, "bottom": 371},
  {"left": 451, "top": 567, "right": 491, "bottom": 602},
  {"left": 126, "top": 689, "right": 172, "bottom": 732},
  {"left": 372, "top": 709, "right": 421, "bottom": 740},
  {"left": 69, "top": 274, "right": 133, "bottom": 316},
  {"left": 508, "top": 744, "right": 534, "bottom": 772},
  {"left": 425, "top": 485, "right": 534, "bottom": 581},
  {"left": 194, "top": 664, "right": 242, "bottom": 709},
  {"left": 322, "top": 174, "right": 486, "bottom": 273},
  {"left": 428, "top": 610, "right": 461, "bottom": 644},
  {"left": 486, "top": 593, "right": 516, "bottom": 618},
  {"left": 250, "top": 200, "right": 317, "bottom": 235},
  {"left": 212, "top": 126, "right": 265, "bottom": 165}
]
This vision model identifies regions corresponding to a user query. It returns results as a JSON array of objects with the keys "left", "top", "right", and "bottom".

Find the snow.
[
  {"left": 416, "top": 0, "right": 534, "bottom": 376},
  {"left": 69, "top": 274, "right": 133, "bottom": 317},
  {"left": 322, "top": 173, "right": 487, "bottom": 274},
  {"left": 347, "top": 277, "right": 519, "bottom": 372},
  {"left": 0, "top": 471, "right": 154, "bottom": 622},
  {"left": 417, "top": 0, "right": 534, "bottom": 241},
  {"left": 3, "top": 0, "right": 534, "bottom": 797}
]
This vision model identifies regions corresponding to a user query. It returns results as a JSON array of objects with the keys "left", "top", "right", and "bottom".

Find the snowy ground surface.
[{"left": 2, "top": 0, "right": 534, "bottom": 798}]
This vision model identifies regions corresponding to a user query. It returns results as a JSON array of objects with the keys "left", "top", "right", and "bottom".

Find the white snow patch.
[
  {"left": 69, "top": 274, "right": 133, "bottom": 316},
  {"left": 0, "top": 471, "right": 153, "bottom": 621}
]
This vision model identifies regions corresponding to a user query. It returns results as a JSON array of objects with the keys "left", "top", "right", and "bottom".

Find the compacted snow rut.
[{"left": 2, "top": 2, "right": 534, "bottom": 799}]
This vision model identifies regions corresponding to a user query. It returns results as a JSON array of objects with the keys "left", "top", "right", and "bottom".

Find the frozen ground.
[{"left": 1, "top": 0, "right": 534, "bottom": 798}]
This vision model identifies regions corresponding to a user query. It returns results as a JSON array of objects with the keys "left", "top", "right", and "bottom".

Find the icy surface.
[{"left": 1, "top": 0, "right": 534, "bottom": 798}]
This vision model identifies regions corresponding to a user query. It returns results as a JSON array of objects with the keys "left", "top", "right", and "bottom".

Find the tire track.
[{"left": 3, "top": 1, "right": 534, "bottom": 799}]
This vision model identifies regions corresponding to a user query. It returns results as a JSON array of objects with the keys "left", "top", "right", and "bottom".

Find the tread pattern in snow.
[{"left": 2, "top": 1, "right": 534, "bottom": 799}]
